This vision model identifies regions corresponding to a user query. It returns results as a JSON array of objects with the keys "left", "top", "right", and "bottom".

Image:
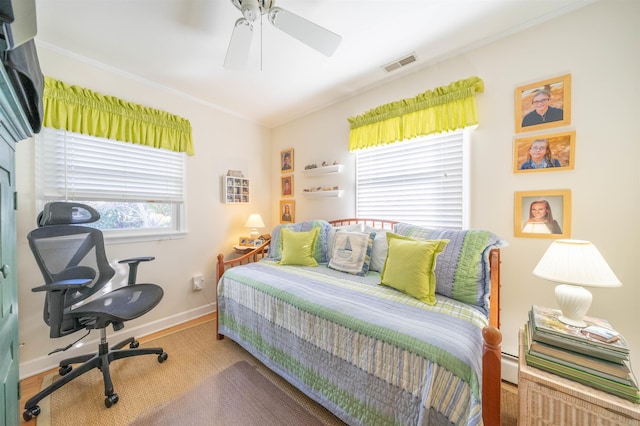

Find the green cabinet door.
[{"left": 0, "top": 136, "right": 19, "bottom": 426}]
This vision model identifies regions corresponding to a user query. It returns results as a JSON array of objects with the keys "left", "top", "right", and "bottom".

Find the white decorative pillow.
[
  {"left": 327, "top": 224, "right": 364, "bottom": 260},
  {"left": 368, "top": 229, "right": 388, "bottom": 272},
  {"left": 327, "top": 231, "right": 375, "bottom": 276}
]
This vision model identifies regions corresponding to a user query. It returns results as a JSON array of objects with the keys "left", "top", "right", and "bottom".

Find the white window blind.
[
  {"left": 37, "top": 127, "right": 185, "bottom": 203},
  {"left": 356, "top": 131, "right": 466, "bottom": 229}
]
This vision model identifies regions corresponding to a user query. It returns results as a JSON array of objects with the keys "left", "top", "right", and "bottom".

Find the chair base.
[{"left": 23, "top": 333, "right": 168, "bottom": 421}]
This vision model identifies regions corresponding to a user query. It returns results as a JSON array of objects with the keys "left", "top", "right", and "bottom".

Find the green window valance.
[
  {"left": 347, "top": 76, "right": 484, "bottom": 151},
  {"left": 43, "top": 77, "right": 194, "bottom": 155}
]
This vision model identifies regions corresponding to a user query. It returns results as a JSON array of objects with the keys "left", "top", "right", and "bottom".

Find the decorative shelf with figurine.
[
  {"left": 303, "top": 189, "right": 344, "bottom": 198},
  {"left": 223, "top": 170, "right": 249, "bottom": 203},
  {"left": 302, "top": 163, "right": 344, "bottom": 176}
]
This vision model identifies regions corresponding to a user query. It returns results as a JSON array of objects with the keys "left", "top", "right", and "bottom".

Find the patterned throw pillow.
[{"left": 327, "top": 231, "right": 375, "bottom": 276}]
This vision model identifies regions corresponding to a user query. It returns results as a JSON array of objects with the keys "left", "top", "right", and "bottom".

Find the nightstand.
[
  {"left": 233, "top": 245, "right": 254, "bottom": 255},
  {"left": 518, "top": 328, "right": 640, "bottom": 425}
]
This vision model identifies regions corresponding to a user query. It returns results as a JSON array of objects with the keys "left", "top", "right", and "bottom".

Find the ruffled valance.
[
  {"left": 43, "top": 77, "right": 194, "bottom": 155},
  {"left": 348, "top": 76, "right": 484, "bottom": 151}
]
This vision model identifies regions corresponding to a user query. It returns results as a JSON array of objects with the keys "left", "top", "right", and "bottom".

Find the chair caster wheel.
[
  {"left": 105, "top": 393, "right": 119, "bottom": 408},
  {"left": 158, "top": 352, "right": 168, "bottom": 363},
  {"left": 23, "top": 405, "right": 41, "bottom": 421},
  {"left": 130, "top": 340, "right": 140, "bottom": 348},
  {"left": 59, "top": 365, "right": 72, "bottom": 376}
]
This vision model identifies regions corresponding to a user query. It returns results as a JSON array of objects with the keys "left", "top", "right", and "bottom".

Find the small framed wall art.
[
  {"left": 514, "top": 189, "right": 571, "bottom": 239},
  {"left": 280, "top": 200, "right": 294, "bottom": 224},
  {"left": 515, "top": 74, "right": 571, "bottom": 133},
  {"left": 513, "top": 130, "right": 576, "bottom": 173},
  {"left": 281, "top": 175, "right": 293, "bottom": 197},
  {"left": 281, "top": 148, "right": 294, "bottom": 173}
]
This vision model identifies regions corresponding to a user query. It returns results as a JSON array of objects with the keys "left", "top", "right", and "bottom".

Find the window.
[
  {"left": 36, "top": 127, "right": 186, "bottom": 241},
  {"left": 356, "top": 130, "right": 469, "bottom": 229}
]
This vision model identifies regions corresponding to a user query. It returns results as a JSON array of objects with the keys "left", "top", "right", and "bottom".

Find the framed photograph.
[
  {"left": 514, "top": 189, "right": 571, "bottom": 239},
  {"left": 513, "top": 131, "right": 576, "bottom": 173},
  {"left": 281, "top": 148, "right": 294, "bottom": 173},
  {"left": 280, "top": 200, "right": 294, "bottom": 224},
  {"left": 281, "top": 175, "right": 293, "bottom": 197},
  {"left": 238, "top": 236, "right": 250, "bottom": 246},
  {"left": 515, "top": 74, "right": 571, "bottom": 133}
]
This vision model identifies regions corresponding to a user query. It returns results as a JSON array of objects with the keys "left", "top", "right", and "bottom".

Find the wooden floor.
[{"left": 18, "top": 313, "right": 215, "bottom": 425}]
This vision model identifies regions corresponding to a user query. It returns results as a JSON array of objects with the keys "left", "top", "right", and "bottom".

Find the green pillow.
[
  {"left": 279, "top": 227, "right": 319, "bottom": 266},
  {"left": 380, "top": 233, "right": 449, "bottom": 305}
]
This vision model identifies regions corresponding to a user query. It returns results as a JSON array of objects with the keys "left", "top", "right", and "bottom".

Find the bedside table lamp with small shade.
[
  {"left": 245, "top": 214, "right": 265, "bottom": 239},
  {"left": 533, "top": 239, "right": 621, "bottom": 327}
]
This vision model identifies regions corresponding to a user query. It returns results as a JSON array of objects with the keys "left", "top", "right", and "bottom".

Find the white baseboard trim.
[
  {"left": 502, "top": 352, "right": 519, "bottom": 384},
  {"left": 19, "top": 304, "right": 215, "bottom": 380}
]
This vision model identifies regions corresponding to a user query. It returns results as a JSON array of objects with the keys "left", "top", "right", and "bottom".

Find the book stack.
[{"left": 525, "top": 305, "right": 639, "bottom": 403}]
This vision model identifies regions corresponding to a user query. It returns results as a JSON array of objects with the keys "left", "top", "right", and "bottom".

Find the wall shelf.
[
  {"left": 303, "top": 190, "right": 344, "bottom": 198},
  {"left": 302, "top": 164, "right": 344, "bottom": 176}
]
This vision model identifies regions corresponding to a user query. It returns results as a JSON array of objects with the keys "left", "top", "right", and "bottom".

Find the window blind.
[
  {"left": 356, "top": 131, "right": 464, "bottom": 229},
  {"left": 37, "top": 127, "right": 185, "bottom": 203}
]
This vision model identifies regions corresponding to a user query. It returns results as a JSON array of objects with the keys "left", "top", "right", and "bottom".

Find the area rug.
[
  {"left": 130, "top": 360, "right": 325, "bottom": 425},
  {"left": 33, "top": 320, "right": 342, "bottom": 425}
]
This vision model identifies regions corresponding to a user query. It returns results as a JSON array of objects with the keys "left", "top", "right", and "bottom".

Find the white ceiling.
[{"left": 34, "top": 0, "right": 593, "bottom": 128}]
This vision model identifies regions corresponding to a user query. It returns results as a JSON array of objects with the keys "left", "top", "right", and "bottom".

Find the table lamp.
[
  {"left": 245, "top": 214, "right": 265, "bottom": 240},
  {"left": 533, "top": 239, "right": 621, "bottom": 327}
]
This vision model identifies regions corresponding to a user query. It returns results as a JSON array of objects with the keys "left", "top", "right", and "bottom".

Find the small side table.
[
  {"left": 233, "top": 245, "right": 254, "bottom": 255},
  {"left": 518, "top": 328, "right": 640, "bottom": 425}
]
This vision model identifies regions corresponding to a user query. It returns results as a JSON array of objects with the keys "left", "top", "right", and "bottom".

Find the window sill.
[{"left": 103, "top": 230, "right": 187, "bottom": 245}]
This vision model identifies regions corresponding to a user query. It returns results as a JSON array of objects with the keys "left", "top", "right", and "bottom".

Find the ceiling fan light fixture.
[
  {"left": 241, "top": 0, "right": 261, "bottom": 22},
  {"left": 225, "top": 0, "right": 342, "bottom": 69}
]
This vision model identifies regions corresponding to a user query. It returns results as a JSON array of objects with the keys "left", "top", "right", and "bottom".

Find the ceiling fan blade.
[
  {"left": 224, "top": 18, "right": 254, "bottom": 70},
  {"left": 268, "top": 7, "right": 341, "bottom": 57}
]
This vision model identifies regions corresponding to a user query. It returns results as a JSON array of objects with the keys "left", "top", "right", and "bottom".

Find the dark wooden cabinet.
[{"left": 0, "top": 63, "right": 34, "bottom": 426}]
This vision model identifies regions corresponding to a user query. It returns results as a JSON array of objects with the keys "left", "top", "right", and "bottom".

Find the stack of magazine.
[{"left": 525, "top": 305, "right": 639, "bottom": 403}]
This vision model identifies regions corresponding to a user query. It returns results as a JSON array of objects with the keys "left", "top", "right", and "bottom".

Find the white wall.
[
  {"left": 17, "top": 0, "right": 639, "bottom": 381},
  {"left": 271, "top": 0, "right": 640, "bottom": 379},
  {"left": 16, "top": 45, "right": 272, "bottom": 378}
]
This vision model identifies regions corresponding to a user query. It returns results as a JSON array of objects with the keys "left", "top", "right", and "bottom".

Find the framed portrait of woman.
[
  {"left": 513, "top": 131, "right": 576, "bottom": 173},
  {"left": 281, "top": 175, "right": 293, "bottom": 197},
  {"left": 281, "top": 148, "right": 294, "bottom": 173},
  {"left": 280, "top": 200, "right": 294, "bottom": 224},
  {"left": 514, "top": 189, "right": 571, "bottom": 239},
  {"left": 515, "top": 74, "right": 571, "bottom": 134}
]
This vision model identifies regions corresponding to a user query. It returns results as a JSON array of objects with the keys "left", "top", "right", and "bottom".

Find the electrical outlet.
[{"left": 192, "top": 275, "right": 204, "bottom": 291}]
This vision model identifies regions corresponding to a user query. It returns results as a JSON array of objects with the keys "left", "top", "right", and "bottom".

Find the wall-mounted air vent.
[{"left": 382, "top": 53, "right": 417, "bottom": 73}]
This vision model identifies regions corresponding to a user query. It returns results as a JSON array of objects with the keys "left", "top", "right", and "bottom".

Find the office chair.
[{"left": 23, "top": 202, "right": 168, "bottom": 422}]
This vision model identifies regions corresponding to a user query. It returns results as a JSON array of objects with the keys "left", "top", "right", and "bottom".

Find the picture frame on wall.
[
  {"left": 281, "top": 175, "right": 293, "bottom": 197},
  {"left": 513, "top": 131, "right": 576, "bottom": 173},
  {"left": 280, "top": 200, "right": 294, "bottom": 224},
  {"left": 281, "top": 148, "right": 294, "bottom": 173},
  {"left": 515, "top": 74, "right": 571, "bottom": 133},
  {"left": 514, "top": 189, "right": 571, "bottom": 239}
]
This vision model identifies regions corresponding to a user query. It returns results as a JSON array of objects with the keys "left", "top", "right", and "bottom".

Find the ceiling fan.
[{"left": 224, "top": 0, "right": 342, "bottom": 70}]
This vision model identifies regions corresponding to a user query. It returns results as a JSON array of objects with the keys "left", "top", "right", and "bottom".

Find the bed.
[{"left": 216, "top": 218, "right": 504, "bottom": 425}]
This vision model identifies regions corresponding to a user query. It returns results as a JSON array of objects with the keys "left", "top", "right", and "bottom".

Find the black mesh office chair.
[{"left": 23, "top": 202, "right": 168, "bottom": 422}]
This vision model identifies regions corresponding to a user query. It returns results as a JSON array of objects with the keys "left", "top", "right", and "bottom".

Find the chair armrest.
[
  {"left": 31, "top": 278, "right": 93, "bottom": 293},
  {"left": 119, "top": 256, "right": 156, "bottom": 285}
]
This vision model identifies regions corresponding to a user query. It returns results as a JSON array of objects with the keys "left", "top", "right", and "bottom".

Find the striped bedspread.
[{"left": 217, "top": 259, "right": 489, "bottom": 425}]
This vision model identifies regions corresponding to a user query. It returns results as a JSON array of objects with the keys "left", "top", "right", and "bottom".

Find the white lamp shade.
[
  {"left": 533, "top": 239, "right": 621, "bottom": 288},
  {"left": 533, "top": 239, "right": 621, "bottom": 327},
  {"left": 245, "top": 214, "right": 265, "bottom": 229}
]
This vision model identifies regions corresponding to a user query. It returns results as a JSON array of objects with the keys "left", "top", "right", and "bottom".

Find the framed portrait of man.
[
  {"left": 513, "top": 131, "right": 576, "bottom": 173},
  {"left": 281, "top": 149, "right": 294, "bottom": 173},
  {"left": 514, "top": 189, "right": 571, "bottom": 239},
  {"left": 515, "top": 74, "right": 571, "bottom": 133}
]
